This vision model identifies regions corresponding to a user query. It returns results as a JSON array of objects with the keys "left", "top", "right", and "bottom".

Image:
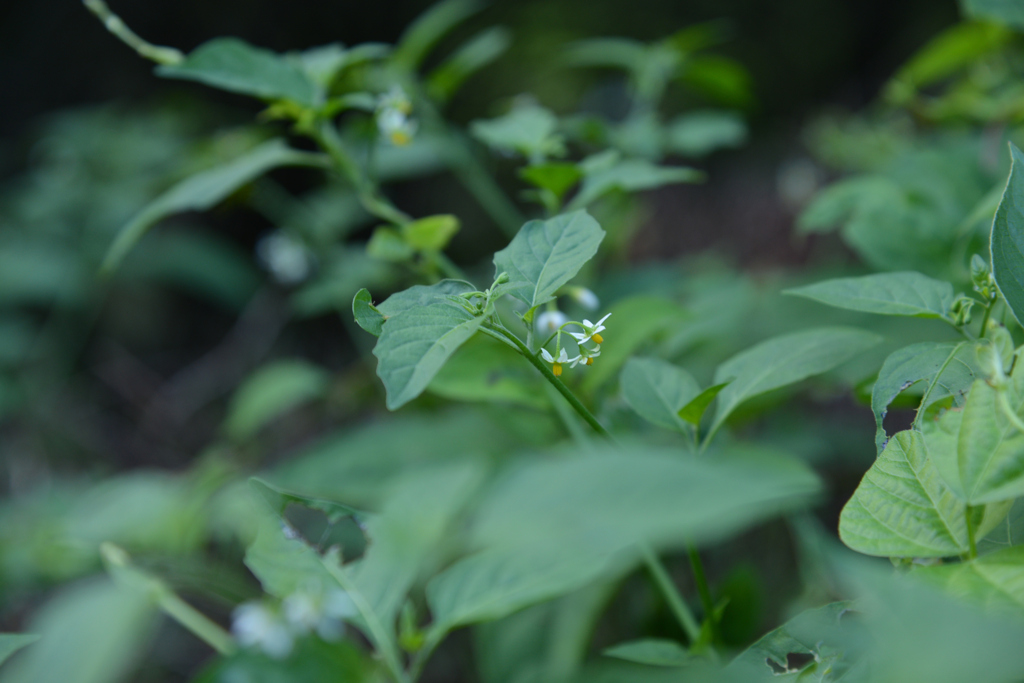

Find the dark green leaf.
[
  {"left": 519, "top": 163, "right": 582, "bottom": 200},
  {"left": 603, "top": 639, "right": 689, "bottom": 667},
  {"left": 353, "top": 288, "right": 385, "bottom": 337},
  {"left": 157, "top": 38, "right": 318, "bottom": 105},
  {"left": 376, "top": 280, "right": 477, "bottom": 318},
  {"left": 785, "top": 272, "right": 955, "bottom": 319},
  {"left": 991, "top": 142, "right": 1024, "bottom": 326}
]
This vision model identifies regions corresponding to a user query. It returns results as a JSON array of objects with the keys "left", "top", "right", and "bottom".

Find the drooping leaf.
[
  {"left": 156, "top": 38, "right": 318, "bottom": 105},
  {"left": 580, "top": 296, "right": 688, "bottom": 394},
  {"left": 353, "top": 288, "right": 385, "bottom": 337},
  {"left": 729, "top": 602, "right": 860, "bottom": 680},
  {"left": 373, "top": 297, "right": 486, "bottom": 409},
  {"left": 0, "top": 634, "right": 38, "bottom": 668},
  {"left": 224, "top": 360, "right": 331, "bottom": 442},
  {"left": 839, "top": 430, "right": 971, "bottom": 557},
  {"left": 620, "top": 357, "right": 700, "bottom": 433},
  {"left": 471, "top": 105, "right": 564, "bottom": 159},
  {"left": 991, "top": 142, "right": 1024, "bottom": 326},
  {"left": 603, "top": 639, "right": 689, "bottom": 667},
  {"left": 492, "top": 210, "right": 604, "bottom": 312},
  {"left": 915, "top": 545, "right": 1024, "bottom": 618},
  {"left": 871, "top": 341, "right": 980, "bottom": 452},
  {"left": 785, "top": 272, "right": 955, "bottom": 320},
  {"left": 2, "top": 579, "right": 157, "bottom": 683},
  {"left": 709, "top": 328, "right": 880, "bottom": 437},
  {"left": 103, "top": 140, "right": 328, "bottom": 271},
  {"left": 568, "top": 159, "right": 704, "bottom": 210}
]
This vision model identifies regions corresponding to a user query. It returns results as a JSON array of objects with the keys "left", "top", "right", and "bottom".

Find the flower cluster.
[
  {"left": 537, "top": 312, "right": 610, "bottom": 376},
  {"left": 376, "top": 85, "right": 417, "bottom": 146},
  {"left": 231, "top": 587, "right": 357, "bottom": 659}
]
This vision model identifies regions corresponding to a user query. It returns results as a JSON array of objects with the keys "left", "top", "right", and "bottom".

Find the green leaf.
[
  {"left": 839, "top": 430, "right": 971, "bottom": 557},
  {"left": 797, "top": 176, "right": 897, "bottom": 234},
  {"left": 0, "top": 634, "right": 38, "bottom": 668},
  {"left": 373, "top": 297, "right": 486, "bottom": 409},
  {"left": 471, "top": 105, "right": 564, "bottom": 159},
  {"left": 563, "top": 38, "right": 648, "bottom": 72},
  {"left": 891, "top": 21, "right": 1012, "bottom": 89},
  {"left": 103, "top": 139, "right": 327, "bottom": 272},
  {"left": 871, "top": 341, "right": 980, "bottom": 453},
  {"left": 224, "top": 360, "right": 330, "bottom": 442},
  {"left": 376, "top": 280, "right": 477, "bottom": 318},
  {"left": 427, "top": 27, "right": 511, "bottom": 100},
  {"left": 568, "top": 159, "right": 704, "bottom": 210},
  {"left": 666, "top": 110, "right": 747, "bottom": 158},
  {"left": 580, "top": 296, "right": 688, "bottom": 394},
  {"left": 519, "top": 163, "right": 582, "bottom": 200},
  {"left": 425, "top": 544, "right": 613, "bottom": 630},
  {"left": 367, "top": 226, "right": 415, "bottom": 262},
  {"left": 915, "top": 545, "right": 1024, "bottom": 618},
  {"left": 949, "top": 379, "right": 1024, "bottom": 504},
  {"left": 157, "top": 38, "right": 318, "bottom": 105},
  {"left": 2, "top": 579, "right": 157, "bottom": 683},
  {"left": 678, "top": 383, "right": 728, "bottom": 426},
  {"left": 401, "top": 214, "right": 460, "bottom": 251},
  {"left": 492, "top": 210, "right": 604, "bottom": 311},
  {"left": 428, "top": 335, "right": 547, "bottom": 408},
  {"left": 785, "top": 272, "right": 955, "bottom": 319},
  {"left": 393, "top": 0, "right": 482, "bottom": 69},
  {"left": 620, "top": 357, "right": 700, "bottom": 433},
  {"left": 962, "top": 0, "right": 1024, "bottom": 28},
  {"left": 472, "top": 445, "right": 820, "bottom": 553},
  {"left": 710, "top": 327, "right": 881, "bottom": 437},
  {"left": 603, "top": 639, "right": 689, "bottom": 667},
  {"left": 353, "top": 288, "right": 385, "bottom": 336},
  {"left": 992, "top": 142, "right": 1024, "bottom": 326},
  {"left": 195, "top": 638, "right": 375, "bottom": 683},
  {"left": 729, "top": 602, "right": 859, "bottom": 679}
]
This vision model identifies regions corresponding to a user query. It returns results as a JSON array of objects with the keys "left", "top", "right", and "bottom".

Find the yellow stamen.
[
  {"left": 591, "top": 333, "right": 603, "bottom": 344},
  {"left": 586, "top": 357, "right": 593, "bottom": 366},
  {"left": 390, "top": 131, "right": 412, "bottom": 146},
  {"left": 552, "top": 363, "right": 562, "bottom": 377}
]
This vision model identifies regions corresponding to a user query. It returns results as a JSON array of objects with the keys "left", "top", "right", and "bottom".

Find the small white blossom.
[
  {"left": 571, "top": 345, "right": 600, "bottom": 368},
  {"left": 232, "top": 602, "right": 294, "bottom": 659},
  {"left": 568, "top": 312, "right": 611, "bottom": 344},
  {"left": 377, "top": 87, "right": 417, "bottom": 146},
  {"left": 282, "top": 588, "right": 358, "bottom": 642},
  {"left": 569, "top": 287, "right": 600, "bottom": 311},
  {"left": 256, "top": 232, "right": 314, "bottom": 285},
  {"left": 536, "top": 310, "right": 568, "bottom": 335},
  {"left": 540, "top": 347, "right": 579, "bottom": 377}
]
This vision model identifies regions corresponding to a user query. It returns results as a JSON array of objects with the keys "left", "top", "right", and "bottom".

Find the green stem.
[
  {"left": 640, "top": 545, "right": 701, "bottom": 644},
  {"left": 83, "top": 0, "right": 184, "bottom": 65},
  {"left": 980, "top": 302, "right": 994, "bottom": 337},
  {"left": 688, "top": 546, "right": 717, "bottom": 641},
  {"left": 157, "top": 590, "right": 236, "bottom": 656},
  {"left": 493, "top": 323, "right": 703, "bottom": 645},
  {"left": 965, "top": 506, "right": 978, "bottom": 560}
]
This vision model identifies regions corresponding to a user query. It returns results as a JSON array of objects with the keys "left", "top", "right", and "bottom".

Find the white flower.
[
  {"left": 377, "top": 85, "right": 412, "bottom": 115},
  {"left": 536, "top": 310, "right": 568, "bottom": 335},
  {"left": 376, "top": 91, "right": 418, "bottom": 146},
  {"left": 232, "top": 602, "right": 294, "bottom": 659},
  {"left": 540, "top": 347, "right": 579, "bottom": 377},
  {"left": 256, "top": 232, "right": 314, "bottom": 285},
  {"left": 569, "top": 287, "right": 600, "bottom": 311},
  {"left": 570, "top": 345, "right": 600, "bottom": 368},
  {"left": 568, "top": 312, "right": 611, "bottom": 344},
  {"left": 282, "top": 588, "right": 358, "bottom": 642}
]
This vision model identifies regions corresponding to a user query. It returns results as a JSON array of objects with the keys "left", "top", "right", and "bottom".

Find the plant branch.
[{"left": 83, "top": 0, "right": 184, "bottom": 65}]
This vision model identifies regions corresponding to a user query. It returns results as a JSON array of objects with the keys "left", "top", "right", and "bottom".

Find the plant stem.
[
  {"left": 980, "top": 301, "right": 994, "bottom": 337},
  {"left": 965, "top": 506, "right": 978, "bottom": 560},
  {"left": 493, "top": 323, "right": 703, "bottom": 645},
  {"left": 688, "top": 545, "right": 717, "bottom": 640},
  {"left": 82, "top": 0, "right": 184, "bottom": 65},
  {"left": 157, "top": 589, "right": 236, "bottom": 656}
]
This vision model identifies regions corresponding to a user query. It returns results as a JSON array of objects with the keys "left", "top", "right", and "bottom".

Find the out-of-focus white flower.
[
  {"left": 232, "top": 602, "right": 294, "bottom": 659},
  {"left": 536, "top": 310, "right": 568, "bottom": 335},
  {"left": 282, "top": 588, "right": 358, "bottom": 642},
  {"left": 377, "top": 86, "right": 417, "bottom": 146},
  {"left": 568, "top": 312, "right": 611, "bottom": 344},
  {"left": 569, "top": 287, "right": 600, "bottom": 311},
  {"left": 256, "top": 232, "right": 314, "bottom": 285}
]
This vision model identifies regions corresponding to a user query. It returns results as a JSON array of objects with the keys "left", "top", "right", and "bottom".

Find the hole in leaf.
[{"left": 283, "top": 503, "right": 368, "bottom": 562}]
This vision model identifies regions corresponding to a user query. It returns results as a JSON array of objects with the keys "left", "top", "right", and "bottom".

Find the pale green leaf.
[
  {"left": 953, "top": 379, "right": 1024, "bottom": 505},
  {"left": 401, "top": 214, "right": 460, "bottom": 251},
  {"left": 376, "top": 280, "right": 477, "bottom": 318},
  {"left": 666, "top": 110, "right": 747, "bottom": 158},
  {"left": 0, "top": 634, "right": 38, "bottom": 668},
  {"left": 916, "top": 545, "right": 1024, "bottom": 618},
  {"left": 568, "top": 159, "right": 704, "bottom": 210},
  {"left": 991, "top": 142, "right": 1024, "bottom": 326},
  {"left": 224, "top": 360, "right": 330, "bottom": 442},
  {"left": 353, "top": 288, "right": 385, "bottom": 337},
  {"left": 785, "top": 272, "right": 955, "bottom": 319},
  {"left": 471, "top": 105, "right": 563, "bottom": 158},
  {"left": 871, "top": 341, "right": 979, "bottom": 453},
  {"left": 103, "top": 140, "right": 327, "bottom": 271},
  {"left": 710, "top": 327, "right": 880, "bottom": 437},
  {"left": 156, "top": 37, "right": 318, "bottom": 105},
  {"left": 839, "top": 430, "right": 970, "bottom": 557},
  {"left": 373, "top": 297, "right": 486, "bottom": 409},
  {"left": 620, "top": 357, "right": 700, "bottom": 433},
  {"left": 796, "top": 176, "right": 897, "bottom": 234},
  {"left": 492, "top": 210, "right": 604, "bottom": 311},
  {"left": 3, "top": 579, "right": 157, "bottom": 683},
  {"left": 603, "top": 639, "right": 689, "bottom": 667}
]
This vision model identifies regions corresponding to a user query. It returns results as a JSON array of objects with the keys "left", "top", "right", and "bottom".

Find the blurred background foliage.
[{"left": 6, "top": 0, "right": 1024, "bottom": 681}]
